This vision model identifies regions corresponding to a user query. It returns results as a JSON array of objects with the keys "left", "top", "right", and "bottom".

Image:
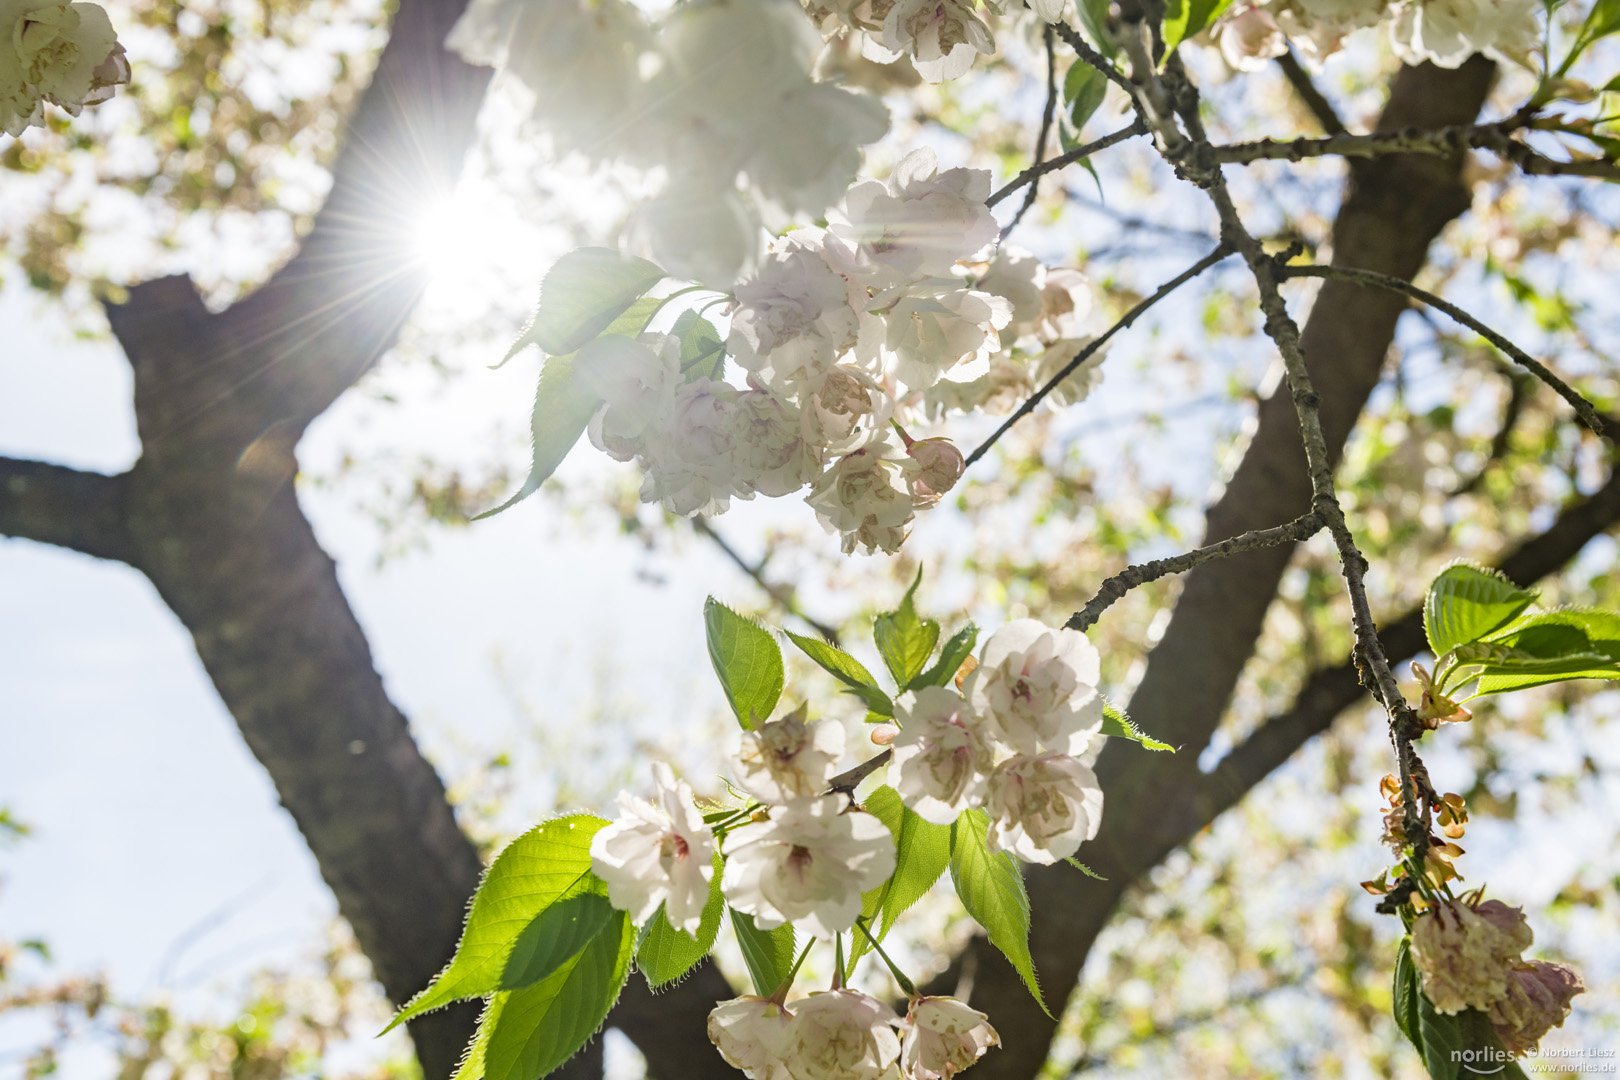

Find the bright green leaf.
[
  {"left": 910, "top": 624, "right": 977, "bottom": 692},
  {"left": 451, "top": 994, "right": 503, "bottom": 1080},
  {"left": 672, "top": 310, "right": 725, "bottom": 377},
  {"left": 1571, "top": 0, "right": 1620, "bottom": 63},
  {"left": 476, "top": 355, "right": 604, "bottom": 519},
  {"left": 705, "top": 599, "right": 785, "bottom": 729},
  {"left": 482, "top": 909, "right": 634, "bottom": 1080},
  {"left": 949, "top": 810, "right": 1048, "bottom": 1016},
  {"left": 1062, "top": 857, "right": 1107, "bottom": 879},
  {"left": 1162, "top": 0, "right": 1237, "bottom": 53},
  {"left": 784, "top": 630, "right": 895, "bottom": 717},
  {"left": 1471, "top": 609, "right": 1620, "bottom": 694},
  {"left": 636, "top": 853, "right": 725, "bottom": 989},
  {"left": 386, "top": 815, "right": 608, "bottom": 1032},
  {"left": 501, "top": 890, "right": 616, "bottom": 989},
  {"left": 730, "top": 910, "right": 796, "bottom": 996},
  {"left": 1060, "top": 62, "right": 1108, "bottom": 153},
  {"left": 1423, "top": 563, "right": 1538, "bottom": 658},
  {"left": 848, "top": 786, "right": 950, "bottom": 968},
  {"left": 1075, "top": 0, "right": 1117, "bottom": 57},
  {"left": 1099, "top": 698, "right": 1174, "bottom": 751},
  {"left": 874, "top": 569, "right": 940, "bottom": 690},
  {"left": 509, "top": 248, "right": 665, "bottom": 359}
]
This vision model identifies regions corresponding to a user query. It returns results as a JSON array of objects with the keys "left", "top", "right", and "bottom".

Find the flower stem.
[{"left": 853, "top": 917, "right": 917, "bottom": 998}]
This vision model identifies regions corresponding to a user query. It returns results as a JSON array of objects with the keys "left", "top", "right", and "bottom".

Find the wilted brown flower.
[
  {"left": 1488, "top": 960, "right": 1584, "bottom": 1055},
  {"left": 1409, "top": 898, "right": 1533, "bottom": 1014}
]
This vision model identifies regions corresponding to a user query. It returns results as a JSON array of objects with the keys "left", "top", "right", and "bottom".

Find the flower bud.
[
  {"left": 782, "top": 989, "right": 901, "bottom": 1080},
  {"left": 905, "top": 437, "right": 966, "bottom": 504},
  {"left": 901, "top": 996, "right": 999, "bottom": 1079},
  {"left": 708, "top": 996, "right": 795, "bottom": 1080}
]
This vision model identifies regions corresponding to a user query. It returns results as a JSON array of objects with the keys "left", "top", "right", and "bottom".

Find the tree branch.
[
  {"left": 999, "top": 24, "right": 1061, "bottom": 236},
  {"left": 1278, "top": 263, "right": 1607, "bottom": 434},
  {"left": 987, "top": 120, "right": 1149, "bottom": 209},
  {"left": 1275, "top": 49, "right": 1345, "bottom": 136},
  {"left": 0, "top": 458, "right": 135, "bottom": 565},
  {"left": 693, "top": 516, "right": 843, "bottom": 646},
  {"left": 1065, "top": 513, "right": 1323, "bottom": 633}
]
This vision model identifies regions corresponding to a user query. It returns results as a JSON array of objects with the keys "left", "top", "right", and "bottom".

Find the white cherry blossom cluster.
[
  {"left": 891, "top": 618, "right": 1105, "bottom": 864},
  {"left": 586, "top": 147, "right": 1099, "bottom": 556},
  {"left": 1214, "top": 0, "right": 1540, "bottom": 71},
  {"left": 711, "top": 990, "right": 999, "bottom": 1080},
  {"left": 589, "top": 708, "right": 895, "bottom": 941},
  {"left": 1, "top": 0, "right": 129, "bottom": 136},
  {"left": 448, "top": 0, "right": 888, "bottom": 284}
]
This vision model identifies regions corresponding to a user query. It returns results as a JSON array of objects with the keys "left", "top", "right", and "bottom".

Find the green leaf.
[
  {"left": 386, "top": 815, "right": 608, "bottom": 1031},
  {"left": 1416, "top": 989, "right": 1463, "bottom": 1080},
  {"left": 1099, "top": 698, "right": 1174, "bottom": 751},
  {"left": 483, "top": 909, "right": 634, "bottom": 1080},
  {"left": 1162, "top": 0, "right": 1237, "bottom": 53},
  {"left": 1457, "top": 1009, "right": 1532, "bottom": 1080},
  {"left": 784, "top": 630, "right": 895, "bottom": 717},
  {"left": 849, "top": 786, "right": 950, "bottom": 968},
  {"left": 1423, "top": 563, "right": 1538, "bottom": 658},
  {"left": 451, "top": 994, "right": 503, "bottom": 1080},
  {"left": 1392, "top": 937, "right": 1420, "bottom": 1049},
  {"left": 507, "top": 248, "right": 665, "bottom": 360},
  {"left": 1075, "top": 0, "right": 1118, "bottom": 57},
  {"left": 730, "top": 910, "right": 796, "bottom": 996},
  {"left": 502, "top": 891, "right": 616, "bottom": 989},
  {"left": 910, "top": 624, "right": 978, "bottom": 691},
  {"left": 1062, "top": 857, "right": 1107, "bottom": 879},
  {"left": 1571, "top": 0, "right": 1620, "bottom": 62},
  {"left": 949, "top": 810, "right": 1048, "bottom": 1016},
  {"left": 705, "top": 599, "right": 785, "bottom": 729},
  {"left": 672, "top": 310, "right": 725, "bottom": 376},
  {"left": 636, "top": 853, "right": 725, "bottom": 989},
  {"left": 480, "top": 293, "right": 667, "bottom": 517},
  {"left": 874, "top": 569, "right": 941, "bottom": 690},
  {"left": 1471, "top": 609, "right": 1620, "bottom": 694},
  {"left": 1059, "top": 62, "right": 1108, "bottom": 153}
]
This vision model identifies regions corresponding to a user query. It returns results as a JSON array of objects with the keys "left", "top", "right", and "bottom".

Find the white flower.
[
  {"left": 890, "top": 687, "right": 993, "bottom": 824},
  {"left": 1036, "top": 268, "right": 1092, "bottom": 340},
  {"left": 1215, "top": 3, "right": 1288, "bottom": 70},
  {"left": 733, "top": 706, "right": 847, "bottom": 804},
  {"left": 730, "top": 237, "right": 861, "bottom": 392},
  {"left": 879, "top": 0, "right": 995, "bottom": 82},
  {"left": 977, "top": 247, "right": 1047, "bottom": 340},
  {"left": 578, "top": 333, "right": 682, "bottom": 458},
  {"left": 1029, "top": 338, "right": 1105, "bottom": 409},
  {"left": 590, "top": 762, "right": 717, "bottom": 932},
  {"left": 923, "top": 356, "right": 1032, "bottom": 419},
  {"left": 638, "top": 377, "right": 741, "bottom": 516},
  {"left": 963, "top": 619, "right": 1104, "bottom": 755},
  {"left": 804, "top": 439, "right": 916, "bottom": 555},
  {"left": 882, "top": 286, "right": 1011, "bottom": 391},
  {"left": 449, "top": 0, "right": 650, "bottom": 160},
  {"left": 721, "top": 794, "right": 896, "bottom": 938},
  {"left": 983, "top": 753, "right": 1103, "bottom": 864},
  {"left": 709, "top": 996, "right": 796, "bottom": 1080},
  {"left": 730, "top": 385, "right": 825, "bottom": 498},
  {"left": 1388, "top": 0, "right": 1539, "bottom": 68},
  {"left": 803, "top": 365, "right": 894, "bottom": 454},
  {"left": 900, "top": 997, "right": 999, "bottom": 1079},
  {"left": 783, "top": 989, "right": 902, "bottom": 1080},
  {"left": 831, "top": 148, "right": 1000, "bottom": 285},
  {"left": 1, "top": 0, "right": 126, "bottom": 134}
]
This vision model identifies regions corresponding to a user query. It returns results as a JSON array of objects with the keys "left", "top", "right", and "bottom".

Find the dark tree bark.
[{"left": 3, "top": 6, "right": 1614, "bottom": 1080}]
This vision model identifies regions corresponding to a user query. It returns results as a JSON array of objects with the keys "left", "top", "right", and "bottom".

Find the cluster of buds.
[{"left": 1408, "top": 891, "right": 1584, "bottom": 1054}]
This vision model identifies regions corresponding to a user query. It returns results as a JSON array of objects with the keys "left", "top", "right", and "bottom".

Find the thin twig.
[
  {"left": 963, "top": 243, "right": 1235, "bottom": 469},
  {"left": 828, "top": 749, "right": 892, "bottom": 796},
  {"left": 1275, "top": 49, "right": 1345, "bottom": 136},
  {"left": 693, "top": 516, "right": 844, "bottom": 645},
  {"left": 987, "top": 120, "right": 1149, "bottom": 208},
  {"left": 1065, "top": 513, "right": 1323, "bottom": 632},
  {"left": 1278, "top": 263, "right": 1607, "bottom": 435},
  {"left": 1001, "top": 25, "right": 1061, "bottom": 236},
  {"left": 1051, "top": 22, "right": 1136, "bottom": 98}
]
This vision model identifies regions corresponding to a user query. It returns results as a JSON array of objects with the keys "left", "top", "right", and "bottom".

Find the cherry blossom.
[
  {"left": 730, "top": 238, "right": 863, "bottom": 392},
  {"left": 900, "top": 997, "right": 999, "bottom": 1079},
  {"left": 878, "top": 0, "right": 994, "bottom": 83},
  {"left": 782, "top": 989, "right": 902, "bottom": 1080},
  {"left": 982, "top": 753, "right": 1104, "bottom": 864},
  {"left": 2, "top": 0, "right": 127, "bottom": 135},
  {"left": 805, "top": 438, "right": 917, "bottom": 554},
  {"left": 721, "top": 794, "right": 896, "bottom": 938},
  {"left": 1409, "top": 898, "right": 1535, "bottom": 1014},
  {"left": 1488, "top": 961, "right": 1585, "bottom": 1055},
  {"left": 831, "top": 148, "right": 999, "bottom": 285},
  {"left": 708, "top": 996, "right": 797, "bottom": 1080},
  {"left": 963, "top": 619, "right": 1104, "bottom": 755},
  {"left": 589, "top": 762, "right": 717, "bottom": 932},
  {"left": 890, "top": 687, "right": 993, "bottom": 824},
  {"left": 882, "top": 286, "right": 1011, "bottom": 391},
  {"left": 733, "top": 706, "right": 848, "bottom": 805}
]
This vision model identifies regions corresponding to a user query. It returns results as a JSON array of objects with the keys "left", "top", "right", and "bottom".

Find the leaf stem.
[{"left": 853, "top": 917, "right": 918, "bottom": 998}]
